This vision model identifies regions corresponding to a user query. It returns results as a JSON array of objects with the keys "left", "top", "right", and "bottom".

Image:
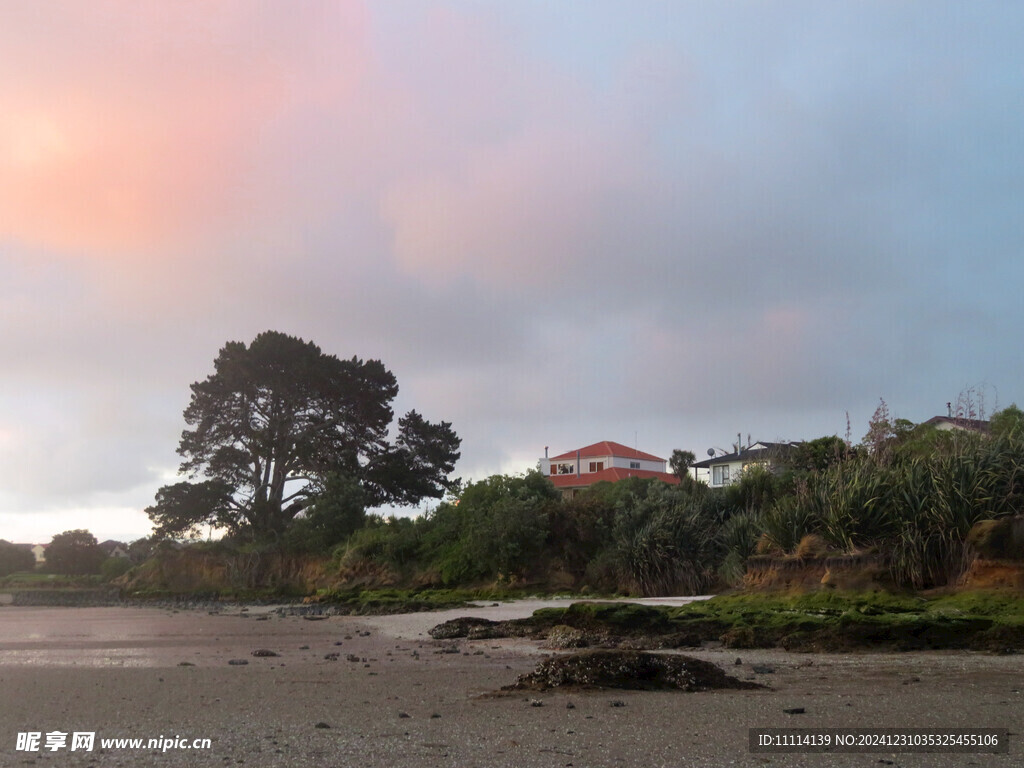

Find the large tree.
[
  {"left": 147, "top": 331, "right": 460, "bottom": 540},
  {"left": 46, "top": 529, "right": 105, "bottom": 575}
]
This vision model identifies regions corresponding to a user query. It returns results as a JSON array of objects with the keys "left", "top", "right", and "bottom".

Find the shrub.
[{"left": 0, "top": 540, "right": 35, "bottom": 576}]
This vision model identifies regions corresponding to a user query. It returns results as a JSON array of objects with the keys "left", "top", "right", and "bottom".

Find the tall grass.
[{"left": 766, "top": 432, "right": 1024, "bottom": 588}]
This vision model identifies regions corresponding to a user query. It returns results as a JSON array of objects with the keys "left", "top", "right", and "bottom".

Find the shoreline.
[{"left": 2, "top": 604, "right": 1021, "bottom": 766}]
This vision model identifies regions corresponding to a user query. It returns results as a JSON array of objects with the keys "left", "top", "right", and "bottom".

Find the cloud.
[
  {"left": 2, "top": 2, "right": 1024, "bottom": 542},
  {"left": 0, "top": 2, "right": 371, "bottom": 258}
]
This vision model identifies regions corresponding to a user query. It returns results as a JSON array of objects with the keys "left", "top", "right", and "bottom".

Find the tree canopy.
[
  {"left": 147, "top": 331, "right": 461, "bottom": 541},
  {"left": 46, "top": 529, "right": 104, "bottom": 575},
  {"left": 0, "top": 540, "right": 35, "bottom": 576}
]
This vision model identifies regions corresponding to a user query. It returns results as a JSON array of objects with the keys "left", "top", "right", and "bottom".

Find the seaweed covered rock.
[
  {"left": 428, "top": 616, "right": 498, "bottom": 639},
  {"left": 544, "top": 624, "right": 590, "bottom": 649},
  {"left": 508, "top": 650, "right": 763, "bottom": 692}
]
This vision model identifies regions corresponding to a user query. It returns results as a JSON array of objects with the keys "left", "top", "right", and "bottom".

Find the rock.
[
  {"left": 783, "top": 707, "right": 805, "bottom": 715},
  {"left": 610, "top": 700, "right": 625, "bottom": 708},
  {"left": 314, "top": 722, "right": 331, "bottom": 729},
  {"left": 346, "top": 654, "right": 361, "bottom": 663},
  {"left": 751, "top": 665, "right": 775, "bottom": 674},
  {"left": 177, "top": 662, "right": 195, "bottom": 667},
  {"left": 735, "top": 657, "right": 742, "bottom": 665},
  {"left": 227, "top": 659, "right": 249, "bottom": 666},
  {"left": 545, "top": 625, "right": 589, "bottom": 650},
  {"left": 252, "top": 649, "right": 279, "bottom": 657},
  {"left": 325, "top": 653, "right": 340, "bottom": 661},
  {"left": 507, "top": 650, "right": 764, "bottom": 692},
  {"left": 530, "top": 699, "right": 544, "bottom": 707},
  {"left": 565, "top": 702, "right": 575, "bottom": 709},
  {"left": 429, "top": 617, "right": 499, "bottom": 639},
  {"left": 398, "top": 712, "right": 411, "bottom": 719}
]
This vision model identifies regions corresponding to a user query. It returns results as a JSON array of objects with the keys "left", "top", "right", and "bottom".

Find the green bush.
[{"left": 100, "top": 557, "right": 133, "bottom": 580}]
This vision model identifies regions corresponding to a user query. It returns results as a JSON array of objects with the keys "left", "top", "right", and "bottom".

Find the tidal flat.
[{"left": 0, "top": 604, "right": 1021, "bottom": 767}]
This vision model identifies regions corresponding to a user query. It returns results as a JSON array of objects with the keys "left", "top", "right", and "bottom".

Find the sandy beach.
[{"left": 0, "top": 602, "right": 1020, "bottom": 767}]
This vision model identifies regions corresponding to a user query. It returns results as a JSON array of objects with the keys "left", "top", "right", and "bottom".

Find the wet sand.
[{"left": 0, "top": 603, "right": 1021, "bottom": 766}]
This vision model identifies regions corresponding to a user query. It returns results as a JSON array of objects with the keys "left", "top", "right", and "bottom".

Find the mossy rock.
[{"left": 720, "top": 625, "right": 758, "bottom": 648}]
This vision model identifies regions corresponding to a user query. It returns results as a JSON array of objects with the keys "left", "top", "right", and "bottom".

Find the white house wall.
[{"left": 540, "top": 453, "right": 667, "bottom": 476}]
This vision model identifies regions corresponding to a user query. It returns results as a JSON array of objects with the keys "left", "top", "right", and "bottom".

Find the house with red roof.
[{"left": 539, "top": 441, "right": 680, "bottom": 498}]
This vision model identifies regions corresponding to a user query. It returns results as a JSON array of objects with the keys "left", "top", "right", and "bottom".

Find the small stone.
[
  {"left": 610, "top": 700, "right": 625, "bottom": 708},
  {"left": 430, "top": 713, "right": 441, "bottom": 719},
  {"left": 398, "top": 712, "right": 411, "bottom": 719},
  {"left": 735, "top": 657, "right": 742, "bottom": 665},
  {"left": 177, "top": 662, "right": 195, "bottom": 667},
  {"left": 227, "top": 659, "right": 249, "bottom": 666},
  {"left": 530, "top": 699, "right": 544, "bottom": 707},
  {"left": 752, "top": 665, "right": 775, "bottom": 674},
  {"left": 783, "top": 707, "right": 805, "bottom": 715},
  {"left": 565, "top": 702, "right": 575, "bottom": 709},
  {"left": 299, "top": 645, "right": 310, "bottom": 650},
  {"left": 314, "top": 722, "right": 331, "bottom": 729},
  {"left": 252, "top": 649, "right": 279, "bottom": 657}
]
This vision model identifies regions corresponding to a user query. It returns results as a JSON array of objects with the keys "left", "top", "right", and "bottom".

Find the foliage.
[
  {"left": 669, "top": 449, "right": 696, "bottom": 480},
  {"left": 100, "top": 557, "right": 133, "bottom": 580},
  {"left": 861, "top": 399, "right": 915, "bottom": 459},
  {"left": 45, "top": 530, "right": 105, "bottom": 575},
  {"left": 420, "top": 472, "right": 557, "bottom": 584},
  {"left": 786, "top": 435, "right": 853, "bottom": 473},
  {"left": 0, "top": 540, "right": 36, "bottom": 576},
  {"left": 284, "top": 473, "right": 368, "bottom": 553},
  {"left": 990, "top": 404, "right": 1024, "bottom": 440},
  {"left": 147, "top": 331, "right": 460, "bottom": 541}
]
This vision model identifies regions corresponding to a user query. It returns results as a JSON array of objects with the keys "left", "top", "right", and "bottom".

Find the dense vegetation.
[
  {"left": 13, "top": 401, "right": 1023, "bottom": 599},
  {"left": 306, "top": 402, "right": 1024, "bottom": 595}
]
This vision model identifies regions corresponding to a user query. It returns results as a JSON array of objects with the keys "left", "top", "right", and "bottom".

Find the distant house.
[
  {"left": 691, "top": 441, "right": 800, "bottom": 488},
  {"left": 922, "top": 416, "right": 990, "bottom": 434},
  {"left": 539, "top": 441, "right": 681, "bottom": 498},
  {"left": 98, "top": 540, "right": 130, "bottom": 559}
]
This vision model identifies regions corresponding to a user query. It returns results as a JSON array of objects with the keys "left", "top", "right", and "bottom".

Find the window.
[
  {"left": 588, "top": 461, "right": 604, "bottom": 473},
  {"left": 712, "top": 465, "right": 730, "bottom": 485},
  {"left": 629, "top": 461, "right": 640, "bottom": 469}
]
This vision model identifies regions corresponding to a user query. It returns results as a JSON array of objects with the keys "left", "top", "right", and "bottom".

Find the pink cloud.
[{"left": 0, "top": 2, "right": 370, "bottom": 260}]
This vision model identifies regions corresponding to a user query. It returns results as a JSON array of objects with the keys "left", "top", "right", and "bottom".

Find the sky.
[{"left": 2, "top": 2, "right": 1023, "bottom": 543}]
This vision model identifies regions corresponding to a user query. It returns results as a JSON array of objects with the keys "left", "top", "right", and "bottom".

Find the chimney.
[
  {"left": 947, "top": 402, "right": 952, "bottom": 418},
  {"left": 544, "top": 446, "right": 549, "bottom": 458},
  {"left": 576, "top": 450, "right": 581, "bottom": 477}
]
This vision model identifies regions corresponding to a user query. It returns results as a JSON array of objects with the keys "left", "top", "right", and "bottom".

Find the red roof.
[
  {"left": 549, "top": 441, "right": 666, "bottom": 463},
  {"left": 548, "top": 467, "right": 681, "bottom": 488}
]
